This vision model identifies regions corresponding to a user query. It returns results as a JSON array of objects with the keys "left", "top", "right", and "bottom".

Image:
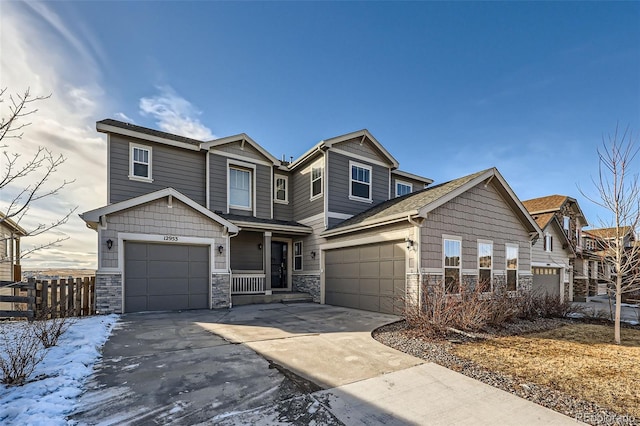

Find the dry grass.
[{"left": 453, "top": 324, "right": 640, "bottom": 418}]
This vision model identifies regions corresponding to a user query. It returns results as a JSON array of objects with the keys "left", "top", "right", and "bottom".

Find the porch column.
[{"left": 264, "top": 232, "right": 272, "bottom": 295}]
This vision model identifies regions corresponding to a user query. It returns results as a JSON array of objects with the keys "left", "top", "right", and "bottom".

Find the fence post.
[
  {"left": 27, "top": 277, "right": 36, "bottom": 319},
  {"left": 68, "top": 278, "right": 75, "bottom": 317},
  {"left": 51, "top": 279, "right": 58, "bottom": 318},
  {"left": 75, "top": 278, "right": 82, "bottom": 315},
  {"left": 82, "top": 277, "right": 89, "bottom": 316},
  {"left": 59, "top": 278, "right": 67, "bottom": 316},
  {"left": 90, "top": 276, "right": 96, "bottom": 315},
  {"left": 40, "top": 280, "right": 49, "bottom": 319}
]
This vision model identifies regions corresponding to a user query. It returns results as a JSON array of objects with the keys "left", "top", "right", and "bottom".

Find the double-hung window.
[
  {"left": 229, "top": 167, "right": 252, "bottom": 209},
  {"left": 311, "top": 161, "right": 323, "bottom": 200},
  {"left": 506, "top": 243, "right": 519, "bottom": 291},
  {"left": 395, "top": 181, "right": 412, "bottom": 197},
  {"left": 349, "top": 161, "right": 372, "bottom": 202},
  {"left": 444, "top": 238, "right": 461, "bottom": 294},
  {"left": 130, "top": 143, "right": 152, "bottom": 181},
  {"left": 275, "top": 175, "right": 288, "bottom": 203},
  {"left": 293, "top": 241, "right": 303, "bottom": 271},
  {"left": 478, "top": 241, "right": 492, "bottom": 292}
]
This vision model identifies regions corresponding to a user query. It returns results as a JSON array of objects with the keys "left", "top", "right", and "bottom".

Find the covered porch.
[{"left": 221, "top": 215, "right": 312, "bottom": 297}]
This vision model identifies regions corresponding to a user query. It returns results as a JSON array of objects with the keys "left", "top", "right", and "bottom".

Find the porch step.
[{"left": 232, "top": 292, "right": 314, "bottom": 306}]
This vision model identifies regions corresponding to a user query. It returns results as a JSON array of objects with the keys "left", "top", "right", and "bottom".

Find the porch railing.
[{"left": 231, "top": 273, "right": 266, "bottom": 294}]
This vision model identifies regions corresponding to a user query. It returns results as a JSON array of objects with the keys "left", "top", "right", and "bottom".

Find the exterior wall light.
[
  {"left": 258, "top": 243, "right": 263, "bottom": 250},
  {"left": 311, "top": 251, "right": 316, "bottom": 259},
  {"left": 405, "top": 238, "right": 413, "bottom": 249},
  {"left": 106, "top": 239, "right": 113, "bottom": 250},
  {"left": 218, "top": 245, "right": 224, "bottom": 254}
]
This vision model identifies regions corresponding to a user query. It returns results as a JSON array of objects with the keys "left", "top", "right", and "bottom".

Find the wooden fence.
[{"left": 0, "top": 276, "right": 95, "bottom": 320}]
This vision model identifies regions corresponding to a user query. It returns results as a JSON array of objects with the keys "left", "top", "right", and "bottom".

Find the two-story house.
[
  {"left": 81, "top": 119, "right": 541, "bottom": 314},
  {"left": 522, "top": 195, "right": 589, "bottom": 302}
]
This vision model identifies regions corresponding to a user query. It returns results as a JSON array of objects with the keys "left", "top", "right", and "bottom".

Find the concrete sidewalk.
[{"left": 574, "top": 296, "right": 639, "bottom": 323}]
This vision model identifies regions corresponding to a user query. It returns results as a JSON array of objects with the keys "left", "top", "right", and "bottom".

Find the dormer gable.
[{"left": 202, "top": 134, "right": 281, "bottom": 167}]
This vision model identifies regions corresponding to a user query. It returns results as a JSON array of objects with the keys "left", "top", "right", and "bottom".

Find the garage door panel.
[
  {"left": 325, "top": 241, "right": 405, "bottom": 315},
  {"left": 147, "top": 261, "right": 189, "bottom": 278},
  {"left": 360, "top": 245, "right": 380, "bottom": 261},
  {"left": 124, "top": 242, "right": 210, "bottom": 313},
  {"left": 360, "top": 261, "right": 379, "bottom": 277},
  {"left": 126, "top": 278, "right": 148, "bottom": 296},
  {"left": 126, "top": 243, "right": 148, "bottom": 260},
  {"left": 189, "top": 261, "right": 209, "bottom": 278},
  {"left": 148, "top": 295, "right": 189, "bottom": 311},
  {"left": 533, "top": 273, "right": 560, "bottom": 297}
]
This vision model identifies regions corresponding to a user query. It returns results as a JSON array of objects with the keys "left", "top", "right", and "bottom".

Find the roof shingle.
[{"left": 522, "top": 195, "right": 568, "bottom": 214}]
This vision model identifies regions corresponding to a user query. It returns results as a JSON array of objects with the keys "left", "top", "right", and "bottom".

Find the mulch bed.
[{"left": 373, "top": 318, "right": 639, "bottom": 426}]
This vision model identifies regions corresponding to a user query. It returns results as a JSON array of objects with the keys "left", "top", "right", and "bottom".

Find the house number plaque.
[{"left": 163, "top": 235, "right": 179, "bottom": 242}]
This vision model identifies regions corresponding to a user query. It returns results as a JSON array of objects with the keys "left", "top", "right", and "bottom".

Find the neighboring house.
[
  {"left": 522, "top": 195, "right": 589, "bottom": 301},
  {"left": 0, "top": 213, "right": 26, "bottom": 282},
  {"left": 81, "top": 119, "right": 541, "bottom": 314},
  {"left": 582, "top": 226, "right": 638, "bottom": 296},
  {"left": 525, "top": 212, "right": 574, "bottom": 301}
]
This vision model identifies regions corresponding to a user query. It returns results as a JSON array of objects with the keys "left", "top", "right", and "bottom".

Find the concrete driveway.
[{"left": 73, "top": 303, "right": 579, "bottom": 425}]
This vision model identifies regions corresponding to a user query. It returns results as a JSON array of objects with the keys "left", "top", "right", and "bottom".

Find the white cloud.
[
  {"left": 114, "top": 112, "right": 135, "bottom": 123},
  {"left": 0, "top": 2, "right": 108, "bottom": 270},
  {"left": 139, "top": 86, "right": 215, "bottom": 140}
]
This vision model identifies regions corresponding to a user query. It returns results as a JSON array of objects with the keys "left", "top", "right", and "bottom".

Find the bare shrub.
[
  {"left": 0, "top": 321, "right": 47, "bottom": 386},
  {"left": 33, "top": 307, "right": 76, "bottom": 348}
]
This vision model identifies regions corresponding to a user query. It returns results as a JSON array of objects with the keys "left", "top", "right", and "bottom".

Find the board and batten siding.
[
  {"left": 421, "top": 182, "right": 532, "bottom": 271},
  {"left": 292, "top": 154, "right": 324, "bottom": 222},
  {"left": 213, "top": 141, "right": 268, "bottom": 163},
  {"left": 327, "top": 152, "right": 389, "bottom": 216},
  {"left": 273, "top": 173, "right": 293, "bottom": 222},
  {"left": 109, "top": 134, "right": 206, "bottom": 205},
  {"left": 293, "top": 214, "right": 326, "bottom": 273}
]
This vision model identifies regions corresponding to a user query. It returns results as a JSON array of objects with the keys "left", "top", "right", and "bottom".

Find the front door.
[{"left": 271, "top": 241, "right": 288, "bottom": 289}]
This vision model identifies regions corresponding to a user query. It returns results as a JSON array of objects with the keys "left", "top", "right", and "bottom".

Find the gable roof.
[
  {"left": 529, "top": 212, "right": 556, "bottom": 230},
  {"left": 97, "top": 119, "right": 203, "bottom": 151},
  {"left": 288, "top": 129, "right": 400, "bottom": 170},
  {"left": 0, "top": 213, "right": 27, "bottom": 236},
  {"left": 522, "top": 194, "right": 589, "bottom": 227},
  {"left": 392, "top": 169, "right": 434, "bottom": 185},
  {"left": 219, "top": 213, "right": 312, "bottom": 235},
  {"left": 80, "top": 188, "right": 239, "bottom": 233},
  {"left": 322, "top": 168, "right": 541, "bottom": 238},
  {"left": 584, "top": 226, "right": 635, "bottom": 240},
  {"left": 202, "top": 134, "right": 281, "bottom": 166}
]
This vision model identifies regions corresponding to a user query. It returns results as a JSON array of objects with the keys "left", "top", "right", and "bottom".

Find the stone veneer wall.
[
  {"left": 292, "top": 274, "right": 320, "bottom": 302},
  {"left": 96, "top": 273, "right": 123, "bottom": 313},
  {"left": 212, "top": 273, "right": 230, "bottom": 308}
]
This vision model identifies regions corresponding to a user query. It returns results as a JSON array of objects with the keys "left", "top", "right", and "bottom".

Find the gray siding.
[
  {"left": 208, "top": 153, "right": 271, "bottom": 218},
  {"left": 532, "top": 222, "right": 571, "bottom": 267},
  {"left": 292, "top": 154, "right": 324, "bottom": 221},
  {"left": 333, "top": 137, "right": 389, "bottom": 163},
  {"left": 109, "top": 134, "right": 206, "bottom": 205},
  {"left": 421, "top": 182, "right": 532, "bottom": 271},
  {"left": 327, "top": 152, "right": 389, "bottom": 216},
  {"left": 213, "top": 141, "right": 270, "bottom": 163},
  {"left": 230, "top": 231, "right": 264, "bottom": 271},
  {"left": 391, "top": 175, "right": 427, "bottom": 197},
  {"left": 293, "top": 215, "right": 326, "bottom": 273}
]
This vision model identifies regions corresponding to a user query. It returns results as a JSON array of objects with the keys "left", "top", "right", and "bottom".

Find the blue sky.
[{"left": 1, "top": 1, "right": 639, "bottom": 268}]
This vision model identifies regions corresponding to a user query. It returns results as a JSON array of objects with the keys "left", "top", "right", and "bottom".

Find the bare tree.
[
  {"left": 0, "top": 87, "right": 77, "bottom": 262},
  {"left": 583, "top": 125, "right": 640, "bottom": 344}
]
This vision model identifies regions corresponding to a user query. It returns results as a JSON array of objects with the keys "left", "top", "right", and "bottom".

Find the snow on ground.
[{"left": 0, "top": 314, "right": 118, "bottom": 425}]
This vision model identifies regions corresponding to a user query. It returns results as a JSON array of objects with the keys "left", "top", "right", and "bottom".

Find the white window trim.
[
  {"left": 443, "top": 235, "right": 462, "bottom": 293},
  {"left": 310, "top": 160, "right": 323, "bottom": 201},
  {"left": 3, "top": 234, "right": 9, "bottom": 259},
  {"left": 227, "top": 159, "right": 256, "bottom": 214},
  {"left": 348, "top": 160, "right": 373, "bottom": 203},
  {"left": 544, "top": 233, "right": 553, "bottom": 252},
  {"left": 478, "top": 239, "right": 493, "bottom": 292},
  {"left": 293, "top": 241, "right": 303, "bottom": 271},
  {"left": 129, "top": 142, "right": 153, "bottom": 182},
  {"left": 395, "top": 180, "right": 413, "bottom": 197},
  {"left": 274, "top": 174, "right": 288, "bottom": 204},
  {"left": 506, "top": 243, "right": 519, "bottom": 291}
]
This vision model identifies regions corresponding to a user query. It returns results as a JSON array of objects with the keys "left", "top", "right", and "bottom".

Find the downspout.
[
  {"left": 408, "top": 215, "right": 423, "bottom": 310},
  {"left": 206, "top": 151, "right": 210, "bottom": 209},
  {"left": 227, "top": 227, "right": 240, "bottom": 308}
]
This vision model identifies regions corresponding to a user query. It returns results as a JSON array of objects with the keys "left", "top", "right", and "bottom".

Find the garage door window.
[
  {"left": 444, "top": 238, "right": 461, "bottom": 294},
  {"left": 478, "top": 241, "right": 492, "bottom": 292}
]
